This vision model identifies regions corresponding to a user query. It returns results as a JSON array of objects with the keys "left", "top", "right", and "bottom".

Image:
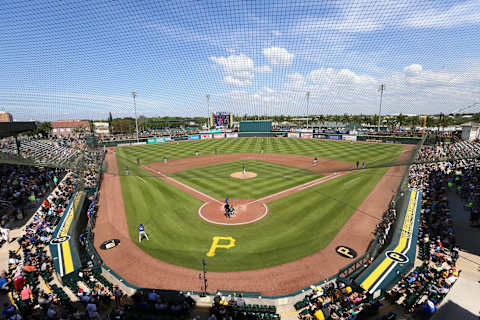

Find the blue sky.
[{"left": 0, "top": 0, "right": 479, "bottom": 120}]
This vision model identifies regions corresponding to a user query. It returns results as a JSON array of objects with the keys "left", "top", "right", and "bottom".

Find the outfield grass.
[
  {"left": 114, "top": 138, "right": 399, "bottom": 271},
  {"left": 117, "top": 137, "right": 405, "bottom": 167},
  {"left": 171, "top": 160, "right": 322, "bottom": 199}
]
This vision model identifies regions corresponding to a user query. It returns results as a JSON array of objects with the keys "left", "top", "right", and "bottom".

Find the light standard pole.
[
  {"left": 131, "top": 92, "right": 139, "bottom": 143},
  {"left": 306, "top": 91, "right": 310, "bottom": 129},
  {"left": 377, "top": 84, "right": 385, "bottom": 132},
  {"left": 206, "top": 94, "right": 211, "bottom": 129}
]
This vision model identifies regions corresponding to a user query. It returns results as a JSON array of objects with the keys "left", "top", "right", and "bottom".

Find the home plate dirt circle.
[
  {"left": 198, "top": 199, "right": 268, "bottom": 225},
  {"left": 230, "top": 171, "right": 258, "bottom": 179}
]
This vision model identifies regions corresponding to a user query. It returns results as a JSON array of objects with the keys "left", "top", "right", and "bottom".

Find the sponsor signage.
[
  {"left": 173, "top": 135, "right": 188, "bottom": 141},
  {"left": 188, "top": 135, "right": 201, "bottom": 140},
  {"left": 343, "top": 135, "right": 357, "bottom": 142},
  {"left": 213, "top": 133, "right": 225, "bottom": 139},
  {"left": 147, "top": 137, "right": 171, "bottom": 144},
  {"left": 327, "top": 134, "right": 342, "bottom": 140},
  {"left": 226, "top": 133, "right": 238, "bottom": 138},
  {"left": 336, "top": 246, "right": 357, "bottom": 259},
  {"left": 301, "top": 133, "right": 313, "bottom": 139},
  {"left": 201, "top": 134, "right": 212, "bottom": 140},
  {"left": 288, "top": 132, "right": 300, "bottom": 138}
]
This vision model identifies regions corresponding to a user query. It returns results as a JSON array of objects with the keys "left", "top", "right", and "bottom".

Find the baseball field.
[{"left": 108, "top": 138, "right": 406, "bottom": 272}]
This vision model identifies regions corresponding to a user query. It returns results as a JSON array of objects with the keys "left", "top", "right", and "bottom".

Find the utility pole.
[
  {"left": 206, "top": 94, "right": 211, "bottom": 129},
  {"left": 306, "top": 91, "right": 310, "bottom": 129},
  {"left": 377, "top": 84, "right": 385, "bottom": 132},
  {"left": 131, "top": 92, "right": 139, "bottom": 143}
]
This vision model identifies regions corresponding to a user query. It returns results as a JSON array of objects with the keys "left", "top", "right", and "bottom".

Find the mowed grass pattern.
[
  {"left": 171, "top": 160, "right": 322, "bottom": 199},
  {"left": 115, "top": 138, "right": 403, "bottom": 271},
  {"left": 117, "top": 137, "right": 405, "bottom": 168}
]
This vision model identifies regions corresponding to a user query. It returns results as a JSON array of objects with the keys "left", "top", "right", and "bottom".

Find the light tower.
[
  {"left": 206, "top": 94, "right": 211, "bottom": 129},
  {"left": 131, "top": 92, "right": 139, "bottom": 143},
  {"left": 377, "top": 84, "right": 385, "bottom": 132},
  {"left": 306, "top": 91, "right": 310, "bottom": 129}
]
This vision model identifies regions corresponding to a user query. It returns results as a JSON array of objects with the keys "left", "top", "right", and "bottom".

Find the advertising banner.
[
  {"left": 226, "top": 133, "right": 238, "bottom": 138},
  {"left": 288, "top": 132, "right": 300, "bottom": 138},
  {"left": 327, "top": 134, "right": 342, "bottom": 140},
  {"left": 301, "top": 133, "right": 313, "bottom": 139},
  {"left": 188, "top": 135, "right": 201, "bottom": 141},
  {"left": 201, "top": 134, "right": 212, "bottom": 140},
  {"left": 213, "top": 133, "right": 225, "bottom": 139},
  {"left": 173, "top": 136, "right": 188, "bottom": 141},
  {"left": 147, "top": 138, "right": 157, "bottom": 144},
  {"left": 343, "top": 135, "right": 357, "bottom": 142}
]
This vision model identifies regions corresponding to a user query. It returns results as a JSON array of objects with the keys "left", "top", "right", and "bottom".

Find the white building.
[
  {"left": 461, "top": 122, "right": 480, "bottom": 141},
  {"left": 93, "top": 122, "right": 110, "bottom": 135}
]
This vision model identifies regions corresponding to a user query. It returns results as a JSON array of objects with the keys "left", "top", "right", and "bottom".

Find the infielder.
[{"left": 138, "top": 224, "right": 149, "bottom": 242}]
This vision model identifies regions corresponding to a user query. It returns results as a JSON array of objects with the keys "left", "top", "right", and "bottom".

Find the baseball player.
[
  {"left": 138, "top": 224, "right": 149, "bottom": 242},
  {"left": 125, "top": 166, "right": 129, "bottom": 176}
]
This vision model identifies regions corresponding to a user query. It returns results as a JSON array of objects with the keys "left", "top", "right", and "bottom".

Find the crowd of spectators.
[
  {"left": 385, "top": 141, "right": 480, "bottom": 315},
  {"left": 0, "top": 139, "right": 122, "bottom": 319},
  {"left": 295, "top": 280, "right": 382, "bottom": 320}
]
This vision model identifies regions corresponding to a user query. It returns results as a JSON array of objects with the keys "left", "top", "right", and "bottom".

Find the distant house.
[
  {"left": 51, "top": 120, "right": 91, "bottom": 137},
  {"left": 461, "top": 122, "right": 480, "bottom": 141},
  {"left": 0, "top": 111, "right": 13, "bottom": 122}
]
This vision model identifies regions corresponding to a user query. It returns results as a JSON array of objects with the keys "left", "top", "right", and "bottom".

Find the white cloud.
[
  {"left": 224, "top": 76, "right": 252, "bottom": 87},
  {"left": 308, "top": 68, "right": 377, "bottom": 86},
  {"left": 403, "top": 64, "right": 423, "bottom": 77},
  {"left": 210, "top": 53, "right": 255, "bottom": 87},
  {"left": 256, "top": 65, "right": 272, "bottom": 73},
  {"left": 263, "top": 47, "right": 294, "bottom": 66},
  {"left": 403, "top": 0, "right": 480, "bottom": 28}
]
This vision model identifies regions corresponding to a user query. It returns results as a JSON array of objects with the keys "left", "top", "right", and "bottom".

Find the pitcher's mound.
[{"left": 230, "top": 171, "right": 257, "bottom": 179}]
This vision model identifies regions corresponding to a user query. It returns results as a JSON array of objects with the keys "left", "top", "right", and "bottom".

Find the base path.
[{"left": 94, "top": 146, "right": 414, "bottom": 295}]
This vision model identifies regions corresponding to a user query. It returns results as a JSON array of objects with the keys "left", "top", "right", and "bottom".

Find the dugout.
[{"left": 239, "top": 120, "right": 273, "bottom": 137}]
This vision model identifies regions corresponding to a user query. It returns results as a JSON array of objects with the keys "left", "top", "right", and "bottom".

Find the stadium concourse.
[{"left": 0, "top": 134, "right": 479, "bottom": 319}]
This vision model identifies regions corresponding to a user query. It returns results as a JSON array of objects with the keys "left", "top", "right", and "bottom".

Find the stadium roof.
[{"left": 0, "top": 0, "right": 479, "bottom": 120}]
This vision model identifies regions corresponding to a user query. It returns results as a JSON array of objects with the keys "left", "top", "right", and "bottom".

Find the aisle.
[{"left": 432, "top": 193, "right": 480, "bottom": 320}]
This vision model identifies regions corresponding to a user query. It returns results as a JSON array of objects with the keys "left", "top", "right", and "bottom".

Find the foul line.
[
  {"left": 198, "top": 202, "right": 269, "bottom": 226},
  {"left": 247, "top": 172, "right": 346, "bottom": 205},
  {"left": 143, "top": 165, "right": 222, "bottom": 204}
]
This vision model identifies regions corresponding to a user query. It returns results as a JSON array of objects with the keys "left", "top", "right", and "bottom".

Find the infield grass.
[
  {"left": 171, "top": 160, "right": 322, "bottom": 199},
  {"left": 114, "top": 138, "right": 404, "bottom": 271},
  {"left": 117, "top": 152, "right": 388, "bottom": 271}
]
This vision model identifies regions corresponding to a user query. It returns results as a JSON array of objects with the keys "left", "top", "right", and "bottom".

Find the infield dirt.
[{"left": 94, "top": 145, "right": 413, "bottom": 295}]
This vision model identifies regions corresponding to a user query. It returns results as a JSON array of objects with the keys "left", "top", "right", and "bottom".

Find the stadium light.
[
  {"left": 306, "top": 91, "right": 310, "bottom": 129},
  {"left": 131, "top": 92, "right": 139, "bottom": 143},
  {"left": 377, "top": 84, "right": 385, "bottom": 132},
  {"left": 206, "top": 94, "right": 211, "bottom": 129}
]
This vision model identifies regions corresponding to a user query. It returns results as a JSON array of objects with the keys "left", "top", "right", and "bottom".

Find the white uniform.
[{"left": 138, "top": 225, "right": 149, "bottom": 242}]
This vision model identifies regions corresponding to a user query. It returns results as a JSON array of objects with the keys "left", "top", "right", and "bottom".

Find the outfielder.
[{"left": 138, "top": 224, "right": 149, "bottom": 242}]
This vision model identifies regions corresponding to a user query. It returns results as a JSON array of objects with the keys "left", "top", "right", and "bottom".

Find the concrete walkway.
[{"left": 431, "top": 193, "right": 480, "bottom": 320}]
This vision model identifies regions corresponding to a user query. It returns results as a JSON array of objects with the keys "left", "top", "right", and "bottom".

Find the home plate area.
[{"left": 199, "top": 199, "right": 268, "bottom": 225}]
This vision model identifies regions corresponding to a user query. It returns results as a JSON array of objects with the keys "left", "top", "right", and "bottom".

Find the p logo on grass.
[{"left": 206, "top": 236, "right": 236, "bottom": 257}]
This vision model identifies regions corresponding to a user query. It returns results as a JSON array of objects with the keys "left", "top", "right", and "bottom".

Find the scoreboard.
[{"left": 210, "top": 112, "right": 233, "bottom": 128}]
